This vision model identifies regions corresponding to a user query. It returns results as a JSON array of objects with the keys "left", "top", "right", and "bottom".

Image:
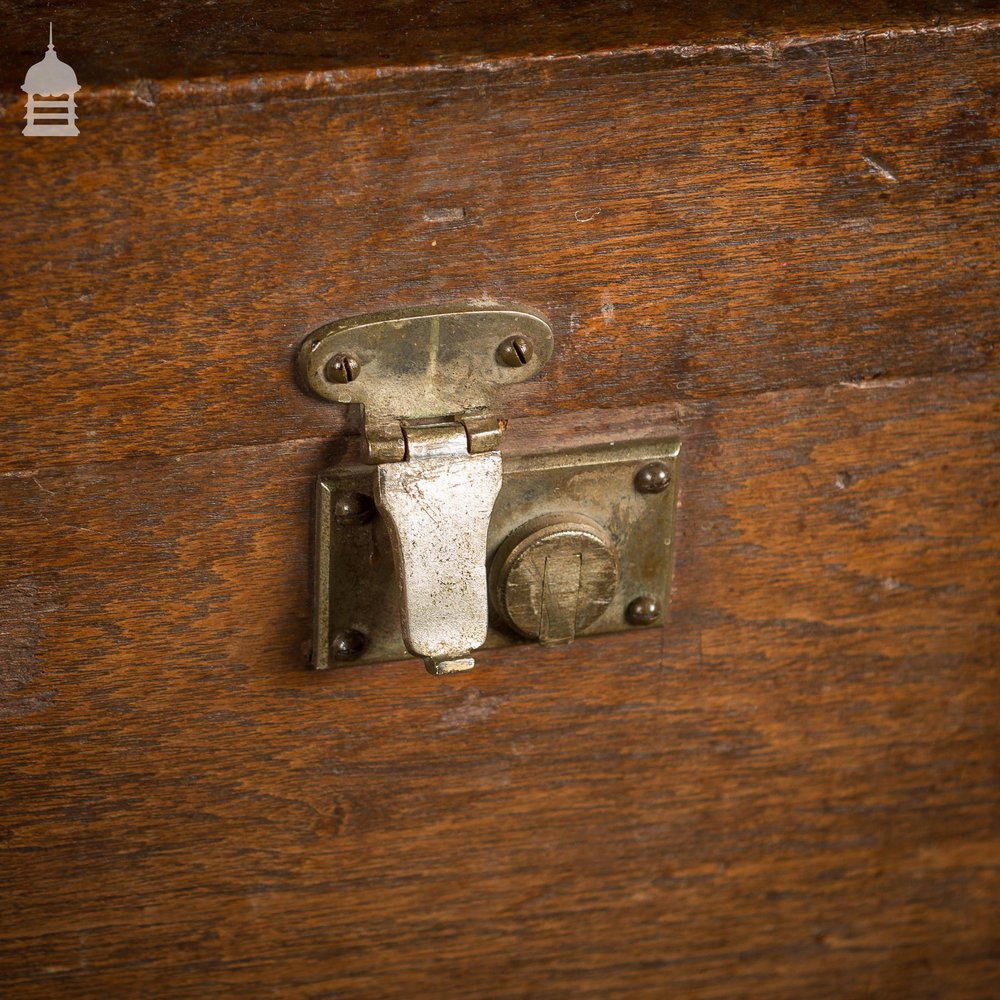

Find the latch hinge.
[{"left": 365, "top": 411, "right": 502, "bottom": 465}]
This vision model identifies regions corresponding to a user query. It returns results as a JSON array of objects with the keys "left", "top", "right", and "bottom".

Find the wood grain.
[
  {"left": 1, "top": 24, "right": 997, "bottom": 472},
  {"left": 2, "top": 372, "right": 997, "bottom": 998},
  {"left": 1, "top": 0, "right": 997, "bottom": 95},
  {"left": 2, "top": 8, "right": 997, "bottom": 995}
]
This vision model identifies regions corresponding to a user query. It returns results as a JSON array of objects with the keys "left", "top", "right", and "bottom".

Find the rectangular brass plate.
[{"left": 312, "top": 437, "right": 680, "bottom": 668}]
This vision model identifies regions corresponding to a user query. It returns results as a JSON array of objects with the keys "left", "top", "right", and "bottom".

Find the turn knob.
[{"left": 489, "top": 513, "right": 619, "bottom": 644}]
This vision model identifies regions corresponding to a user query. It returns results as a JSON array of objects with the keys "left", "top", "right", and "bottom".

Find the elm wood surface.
[
  {"left": 1, "top": 1, "right": 997, "bottom": 95},
  {"left": 2, "top": 372, "right": 997, "bottom": 998},
  {"left": 1, "top": 23, "right": 998, "bottom": 473}
]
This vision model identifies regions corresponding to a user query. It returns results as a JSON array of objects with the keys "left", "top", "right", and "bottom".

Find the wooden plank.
[
  {"left": 1, "top": 26, "right": 997, "bottom": 472},
  {"left": 1, "top": 372, "right": 997, "bottom": 997},
  {"left": 0, "top": 1, "right": 995, "bottom": 94}
]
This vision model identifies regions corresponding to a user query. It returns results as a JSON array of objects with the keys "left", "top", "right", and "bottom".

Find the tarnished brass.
[
  {"left": 299, "top": 304, "right": 554, "bottom": 674},
  {"left": 297, "top": 303, "right": 552, "bottom": 462},
  {"left": 311, "top": 437, "right": 680, "bottom": 669},
  {"left": 489, "top": 514, "right": 619, "bottom": 644}
]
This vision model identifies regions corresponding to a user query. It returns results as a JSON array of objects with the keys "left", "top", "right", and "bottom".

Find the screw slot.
[
  {"left": 626, "top": 596, "right": 661, "bottom": 626},
  {"left": 325, "top": 353, "right": 360, "bottom": 384},
  {"left": 634, "top": 462, "right": 672, "bottom": 494},
  {"left": 497, "top": 335, "right": 533, "bottom": 368}
]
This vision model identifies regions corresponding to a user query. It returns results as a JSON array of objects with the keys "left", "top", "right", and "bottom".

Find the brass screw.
[
  {"left": 331, "top": 629, "right": 367, "bottom": 661},
  {"left": 496, "top": 335, "right": 533, "bottom": 367},
  {"left": 333, "top": 492, "right": 374, "bottom": 526},
  {"left": 626, "top": 596, "right": 661, "bottom": 626},
  {"left": 635, "top": 462, "right": 672, "bottom": 494},
  {"left": 325, "top": 353, "right": 360, "bottom": 384}
]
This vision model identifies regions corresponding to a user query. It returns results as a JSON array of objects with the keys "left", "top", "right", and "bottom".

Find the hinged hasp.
[{"left": 298, "top": 305, "right": 553, "bottom": 674}]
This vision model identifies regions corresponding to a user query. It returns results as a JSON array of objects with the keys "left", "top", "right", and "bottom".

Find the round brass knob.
[{"left": 489, "top": 513, "right": 619, "bottom": 643}]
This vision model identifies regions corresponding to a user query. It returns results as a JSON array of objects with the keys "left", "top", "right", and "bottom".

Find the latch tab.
[{"left": 376, "top": 422, "right": 502, "bottom": 674}]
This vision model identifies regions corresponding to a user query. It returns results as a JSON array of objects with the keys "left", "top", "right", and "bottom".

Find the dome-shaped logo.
[{"left": 22, "top": 24, "right": 80, "bottom": 137}]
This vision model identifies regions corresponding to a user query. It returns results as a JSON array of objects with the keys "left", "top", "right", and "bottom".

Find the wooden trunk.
[{"left": 1, "top": 4, "right": 998, "bottom": 997}]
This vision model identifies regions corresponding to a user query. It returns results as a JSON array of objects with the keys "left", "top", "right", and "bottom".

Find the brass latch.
[
  {"left": 298, "top": 304, "right": 680, "bottom": 674},
  {"left": 298, "top": 305, "right": 553, "bottom": 673}
]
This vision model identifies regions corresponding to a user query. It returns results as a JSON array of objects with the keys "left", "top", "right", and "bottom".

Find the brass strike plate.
[{"left": 312, "top": 437, "right": 680, "bottom": 668}]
